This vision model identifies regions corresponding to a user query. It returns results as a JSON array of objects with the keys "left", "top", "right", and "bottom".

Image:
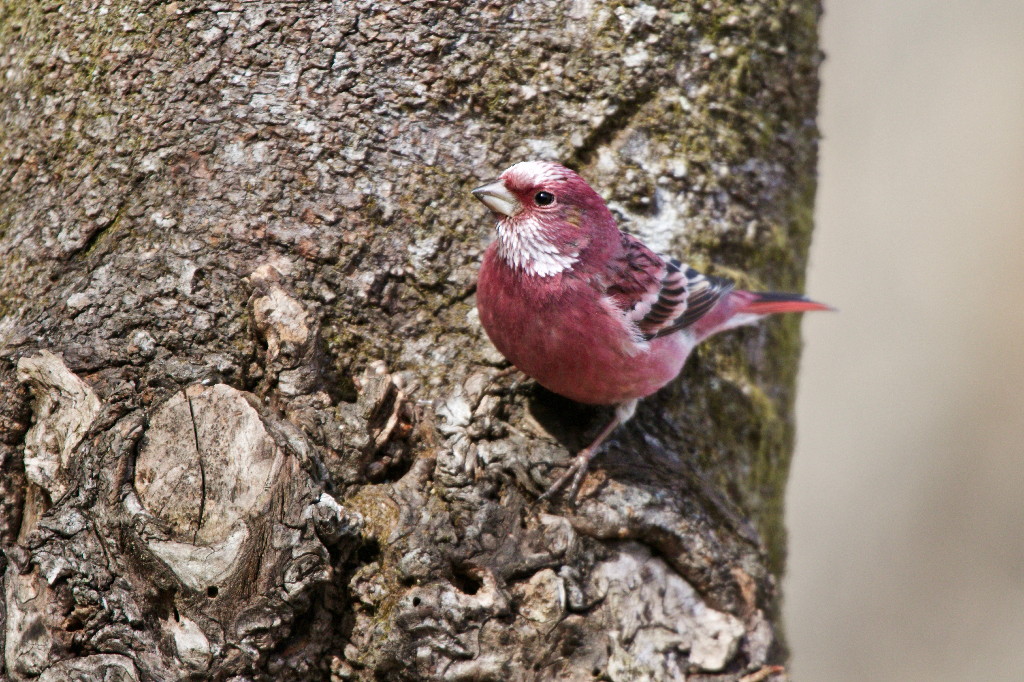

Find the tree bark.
[{"left": 0, "top": 1, "right": 820, "bottom": 680}]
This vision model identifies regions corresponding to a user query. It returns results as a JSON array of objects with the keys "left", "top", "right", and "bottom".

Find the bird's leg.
[
  {"left": 483, "top": 365, "right": 528, "bottom": 397},
  {"left": 538, "top": 400, "right": 638, "bottom": 503}
]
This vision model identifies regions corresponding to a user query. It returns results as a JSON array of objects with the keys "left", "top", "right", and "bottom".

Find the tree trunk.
[{"left": 0, "top": 1, "right": 820, "bottom": 680}]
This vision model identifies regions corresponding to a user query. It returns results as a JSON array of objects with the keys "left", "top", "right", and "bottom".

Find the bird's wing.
[
  {"left": 603, "top": 232, "right": 667, "bottom": 327},
  {"left": 648, "top": 262, "right": 734, "bottom": 339},
  {"left": 604, "top": 233, "right": 734, "bottom": 340}
]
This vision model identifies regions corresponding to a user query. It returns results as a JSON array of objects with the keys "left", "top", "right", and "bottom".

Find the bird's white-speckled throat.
[{"left": 495, "top": 214, "right": 579, "bottom": 278}]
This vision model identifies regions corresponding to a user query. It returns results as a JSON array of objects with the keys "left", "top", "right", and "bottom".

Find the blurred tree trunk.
[{"left": 0, "top": 1, "right": 820, "bottom": 680}]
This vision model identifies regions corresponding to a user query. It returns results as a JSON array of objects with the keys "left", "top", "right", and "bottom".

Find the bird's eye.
[{"left": 534, "top": 191, "right": 555, "bottom": 206}]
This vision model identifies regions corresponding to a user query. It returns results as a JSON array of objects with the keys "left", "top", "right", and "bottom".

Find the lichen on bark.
[{"left": 0, "top": 1, "right": 821, "bottom": 679}]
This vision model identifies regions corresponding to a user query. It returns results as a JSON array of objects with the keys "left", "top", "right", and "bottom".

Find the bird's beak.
[{"left": 472, "top": 180, "right": 521, "bottom": 218}]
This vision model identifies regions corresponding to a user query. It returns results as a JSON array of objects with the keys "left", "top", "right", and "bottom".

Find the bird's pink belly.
[
  {"left": 527, "top": 334, "right": 687, "bottom": 404},
  {"left": 481, "top": 297, "right": 689, "bottom": 405}
]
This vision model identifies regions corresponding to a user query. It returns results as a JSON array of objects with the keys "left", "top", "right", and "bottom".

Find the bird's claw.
[{"left": 537, "top": 449, "right": 594, "bottom": 505}]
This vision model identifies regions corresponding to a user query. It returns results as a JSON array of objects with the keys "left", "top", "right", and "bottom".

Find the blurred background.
[{"left": 787, "top": 0, "right": 1024, "bottom": 680}]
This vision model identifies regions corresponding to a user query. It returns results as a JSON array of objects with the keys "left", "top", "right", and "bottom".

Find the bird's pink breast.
[{"left": 477, "top": 246, "right": 690, "bottom": 405}]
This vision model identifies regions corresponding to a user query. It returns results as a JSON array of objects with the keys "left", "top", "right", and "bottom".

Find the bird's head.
[{"left": 472, "top": 161, "right": 615, "bottom": 277}]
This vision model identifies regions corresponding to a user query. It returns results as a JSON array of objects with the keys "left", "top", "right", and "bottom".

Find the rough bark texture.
[{"left": 0, "top": 1, "right": 820, "bottom": 680}]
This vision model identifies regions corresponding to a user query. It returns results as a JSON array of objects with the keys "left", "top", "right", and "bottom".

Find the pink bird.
[{"left": 472, "top": 161, "right": 830, "bottom": 502}]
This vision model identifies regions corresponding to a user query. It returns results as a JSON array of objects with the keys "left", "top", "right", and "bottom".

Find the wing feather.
[
  {"left": 636, "top": 258, "right": 689, "bottom": 335},
  {"left": 599, "top": 233, "right": 734, "bottom": 341},
  {"left": 658, "top": 267, "right": 734, "bottom": 336}
]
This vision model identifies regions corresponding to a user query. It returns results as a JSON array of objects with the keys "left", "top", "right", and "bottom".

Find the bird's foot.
[
  {"left": 536, "top": 404, "right": 632, "bottom": 505},
  {"left": 537, "top": 447, "right": 596, "bottom": 505}
]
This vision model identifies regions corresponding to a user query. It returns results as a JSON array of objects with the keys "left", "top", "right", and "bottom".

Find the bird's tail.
[{"left": 736, "top": 291, "right": 833, "bottom": 316}]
